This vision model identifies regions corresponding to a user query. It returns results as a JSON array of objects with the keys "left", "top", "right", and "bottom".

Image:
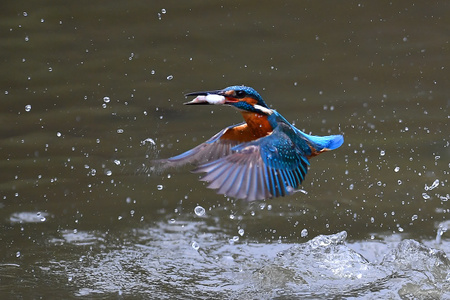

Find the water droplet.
[
  {"left": 56, "top": 132, "right": 62, "bottom": 137},
  {"left": 114, "top": 160, "right": 121, "bottom": 166},
  {"left": 301, "top": 228, "right": 308, "bottom": 237},
  {"left": 194, "top": 206, "right": 205, "bottom": 216},
  {"left": 141, "top": 138, "right": 156, "bottom": 146},
  {"left": 424, "top": 179, "right": 439, "bottom": 191},
  {"left": 16, "top": 251, "right": 21, "bottom": 258},
  {"left": 117, "top": 129, "right": 124, "bottom": 134},
  {"left": 25, "top": 36, "right": 29, "bottom": 42},
  {"left": 422, "top": 193, "right": 431, "bottom": 200},
  {"left": 105, "top": 169, "right": 112, "bottom": 176},
  {"left": 411, "top": 214, "right": 418, "bottom": 221},
  {"left": 191, "top": 241, "right": 199, "bottom": 250},
  {"left": 117, "top": 215, "right": 122, "bottom": 220},
  {"left": 24, "top": 104, "right": 31, "bottom": 112},
  {"left": 157, "top": 184, "right": 163, "bottom": 190},
  {"left": 238, "top": 228, "right": 244, "bottom": 236},
  {"left": 23, "top": 12, "right": 28, "bottom": 17},
  {"left": 161, "top": 8, "right": 167, "bottom": 14},
  {"left": 166, "top": 75, "right": 173, "bottom": 80},
  {"left": 380, "top": 150, "right": 385, "bottom": 156},
  {"left": 394, "top": 166, "right": 400, "bottom": 172},
  {"left": 431, "top": 179, "right": 440, "bottom": 189},
  {"left": 103, "top": 96, "right": 110, "bottom": 103}
]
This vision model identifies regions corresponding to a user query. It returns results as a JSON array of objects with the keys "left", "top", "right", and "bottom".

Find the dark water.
[{"left": 1, "top": 1, "right": 449, "bottom": 298}]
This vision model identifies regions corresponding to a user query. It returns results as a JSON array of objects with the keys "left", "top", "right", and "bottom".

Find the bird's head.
[{"left": 185, "top": 85, "right": 272, "bottom": 115}]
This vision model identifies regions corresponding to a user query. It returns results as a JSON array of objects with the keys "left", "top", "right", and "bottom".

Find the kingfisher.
[{"left": 157, "top": 85, "right": 343, "bottom": 201}]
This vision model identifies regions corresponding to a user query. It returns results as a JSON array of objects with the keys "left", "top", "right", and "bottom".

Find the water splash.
[{"left": 194, "top": 206, "right": 206, "bottom": 216}]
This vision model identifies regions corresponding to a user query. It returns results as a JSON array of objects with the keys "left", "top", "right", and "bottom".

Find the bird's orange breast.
[{"left": 221, "top": 112, "right": 273, "bottom": 143}]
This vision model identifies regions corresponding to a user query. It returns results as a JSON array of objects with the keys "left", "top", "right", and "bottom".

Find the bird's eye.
[{"left": 235, "top": 90, "right": 246, "bottom": 98}]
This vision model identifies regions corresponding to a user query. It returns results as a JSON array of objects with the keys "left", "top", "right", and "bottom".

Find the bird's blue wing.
[
  {"left": 155, "top": 123, "right": 244, "bottom": 168},
  {"left": 193, "top": 125, "right": 310, "bottom": 201}
]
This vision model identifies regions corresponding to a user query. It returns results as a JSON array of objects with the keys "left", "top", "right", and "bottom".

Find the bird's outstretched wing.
[
  {"left": 193, "top": 125, "right": 310, "bottom": 201},
  {"left": 154, "top": 123, "right": 245, "bottom": 169}
]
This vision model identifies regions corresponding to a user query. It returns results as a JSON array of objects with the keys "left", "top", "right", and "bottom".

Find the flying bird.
[{"left": 157, "top": 85, "right": 343, "bottom": 201}]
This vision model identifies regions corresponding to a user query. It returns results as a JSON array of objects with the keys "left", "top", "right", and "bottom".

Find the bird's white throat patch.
[{"left": 254, "top": 104, "right": 273, "bottom": 115}]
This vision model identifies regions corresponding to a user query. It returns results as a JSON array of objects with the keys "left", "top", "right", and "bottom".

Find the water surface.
[{"left": 1, "top": 1, "right": 449, "bottom": 298}]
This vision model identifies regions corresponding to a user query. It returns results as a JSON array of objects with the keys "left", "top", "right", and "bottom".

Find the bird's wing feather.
[
  {"left": 193, "top": 125, "right": 310, "bottom": 201},
  {"left": 154, "top": 123, "right": 245, "bottom": 168}
]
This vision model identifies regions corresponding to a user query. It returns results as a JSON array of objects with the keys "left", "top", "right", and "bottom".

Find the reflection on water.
[{"left": 0, "top": 0, "right": 449, "bottom": 298}]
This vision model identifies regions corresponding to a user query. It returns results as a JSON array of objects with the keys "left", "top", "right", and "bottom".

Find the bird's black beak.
[{"left": 184, "top": 90, "right": 225, "bottom": 105}]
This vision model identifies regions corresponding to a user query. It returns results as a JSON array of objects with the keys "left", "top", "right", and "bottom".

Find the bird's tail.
[{"left": 296, "top": 130, "right": 344, "bottom": 152}]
